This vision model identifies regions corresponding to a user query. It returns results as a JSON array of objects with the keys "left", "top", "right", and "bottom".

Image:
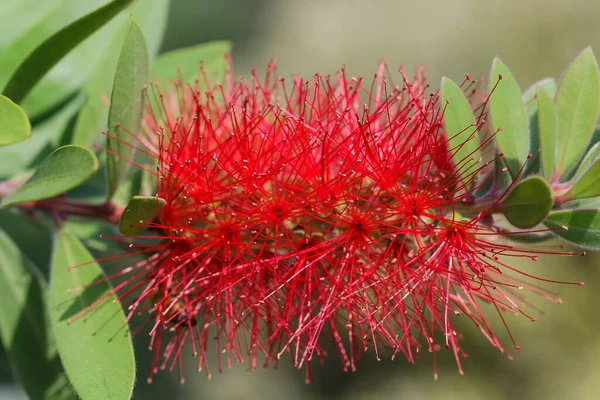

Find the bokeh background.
[{"left": 3, "top": 0, "right": 600, "bottom": 399}]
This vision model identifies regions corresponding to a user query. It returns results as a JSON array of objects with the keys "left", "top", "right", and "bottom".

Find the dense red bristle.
[{"left": 81, "top": 58, "right": 585, "bottom": 383}]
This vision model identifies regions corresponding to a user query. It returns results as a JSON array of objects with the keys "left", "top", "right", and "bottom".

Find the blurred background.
[{"left": 3, "top": 0, "right": 600, "bottom": 399}]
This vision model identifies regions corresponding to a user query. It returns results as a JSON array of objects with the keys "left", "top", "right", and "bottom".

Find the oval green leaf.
[
  {"left": 2, "top": 0, "right": 135, "bottom": 104},
  {"left": 554, "top": 47, "right": 600, "bottom": 178},
  {"left": 106, "top": 17, "right": 149, "bottom": 200},
  {"left": 0, "top": 94, "right": 30, "bottom": 146},
  {"left": 119, "top": 195, "right": 166, "bottom": 235},
  {"left": 0, "top": 228, "right": 76, "bottom": 400},
  {"left": 544, "top": 209, "right": 600, "bottom": 250},
  {"left": 489, "top": 58, "right": 530, "bottom": 180},
  {"left": 500, "top": 176, "right": 553, "bottom": 229},
  {"left": 537, "top": 87, "right": 557, "bottom": 181},
  {"left": 152, "top": 40, "right": 232, "bottom": 88},
  {"left": 2, "top": 145, "right": 99, "bottom": 207},
  {"left": 441, "top": 77, "right": 481, "bottom": 186},
  {"left": 50, "top": 230, "right": 135, "bottom": 400}
]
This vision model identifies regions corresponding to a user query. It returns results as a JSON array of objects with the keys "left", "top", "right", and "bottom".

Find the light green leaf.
[
  {"left": 537, "top": 87, "right": 557, "bottom": 181},
  {"left": 2, "top": 145, "right": 99, "bottom": 207},
  {"left": 71, "top": 0, "right": 170, "bottom": 149},
  {"left": 544, "top": 209, "right": 600, "bottom": 250},
  {"left": 0, "top": 1, "right": 57, "bottom": 50},
  {"left": 500, "top": 176, "right": 553, "bottom": 229},
  {"left": 0, "top": 95, "right": 83, "bottom": 180},
  {"left": 554, "top": 47, "right": 600, "bottom": 178},
  {"left": 50, "top": 230, "right": 135, "bottom": 400},
  {"left": 119, "top": 195, "right": 166, "bottom": 235},
  {"left": 441, "top": 77, "right": 481, "bottom": 186},
  {"left": 2, "top": 0, "right": 134, "bottom": 105},
  {"left": 0, "top": 228, "right": 76, "bottom": 400},
  {"left": 0, "top": 94, "right": 30, "bottom": 146},
  {"left": 106, "top": 17, "right": 149, "bottom": 200},
  {"left": 489, "top": 58, "right": 530, "bottom": 180},
  {"left": 522, "top": 77, "right": 556, "bottom": 117},
  {"left": 564, "top": 143, "right": 600, "bottom": 200},
  {"left": 152, "top": 41, "right": 232, "bottom": 88}
]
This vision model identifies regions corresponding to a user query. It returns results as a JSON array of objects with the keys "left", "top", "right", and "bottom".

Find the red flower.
[{"left": 99, "top": 59, "right": 582, "bottom": 383}]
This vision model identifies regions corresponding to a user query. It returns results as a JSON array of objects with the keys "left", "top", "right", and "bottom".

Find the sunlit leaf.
[
  {"left": 50, "top": 230, "right": 135, "bottom": 400},
  {"left": 0, "top": 94, "right": 30, "bottom": 146},
  {"left": 2, "top": 0, "right": 134, "bottom": 105}
]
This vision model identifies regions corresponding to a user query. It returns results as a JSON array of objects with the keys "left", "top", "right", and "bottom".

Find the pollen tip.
[{"left": 578, "top": 281, "right": 585, "bottom": 286}]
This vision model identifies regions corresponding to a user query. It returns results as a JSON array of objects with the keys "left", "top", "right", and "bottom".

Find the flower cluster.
[{"left": 105, "top": 59, "right": 581, "bottom": 383}]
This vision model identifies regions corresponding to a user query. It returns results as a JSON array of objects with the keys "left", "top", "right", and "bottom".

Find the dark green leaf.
[
  {"left": 500, "top": 176, "right": 553, "bottom": 229},
  {"left": 71, "top": 0, "right": 170, "bottom": 149},
  {"left": 489, "top": 58, "right": 530, "bottom": 179},
  {"left": 106, "top": 18, "right": 149, "bottom": 200},
  {"left": 151, "top": 41, "right": 232, "bottom": 88},
  {"left": 554, "top": 47, "right": 600, "bottom": 178},
  {"left": 119, "top": 195, "right": 166, "bottom": 235},
  {"left": 0, "top": 228, "right": 76, "bottom": 400},
  {"left": 537, "top": 87, "right": 557, "bottom": 181},
  {"left": 441, "top": 77, "right": 481, "bottom": 186},
  {"left": 2, "top": 145, "right": 99, "bottom": 207},
  {"left": 2, "top": 0, "right": 134, "bottom": 105},
  {"left": 0, "top": 94, "right": 31, "bottom": 146},
  {"left": 544, "top": 209, "right": 600, "bottom": 250},
  {"left": 50, "top": 230, "right": 135, "bottom": 400}
]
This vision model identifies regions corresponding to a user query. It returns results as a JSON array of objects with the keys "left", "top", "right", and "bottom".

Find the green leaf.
[
  {"left": 71, "top": 0, "right": 170, "bottom": 149},
  {"left": 0, "top": 1, "right": 57, "bottom": 50},
  {"left": 441, "top": 77, "right": 481, "bottom": 186},
  {"left": 564, "top": 143, "right": 600, "bottom": 200},
  {"left": 554, "top": 47, "right": 600, "bottom": 178},
  {"left": 500, "top": 176, "right": 553, "bottom": 229},
  {"left": 151, "top": 41, "right": 232, "bottom": 88},
  {"left": 0, "top": 94, "right": 31, "bottom": 146},
  {"left": 50, "top": 230, "right": 135, "bottom": 400},
  {"left": 521, "top": 78, "right": 556, "bottom": 178},
  {"left": 2, "top": 145, "right": 99, "bottom": 207},
  {"left": 0, "top": 95, "right": 83, "bottom": 180},
  {"left": 0, "top": 228, "right": 76, "bottom": 400},
  {"left": 119, "top": 195, "right": 166, "bottom": 235},
  {"left": 106, "top": 17, "right": 149, "bottom": 200},
  {"left": 522, "top": 77, "right": 556, "bottom": 118},
  {"left": 537, "top": 87, "right": 557, "bottom": 181},
  {"left": 544, "top": 209, "right": 600, "bottom": 250},
  {"left": 561, "top": 196, "right": 600, "bottom": 210},
  {"left": 489, "top": 58, "right": 530, "bottom": 180},
  {"left": 2, "top": 0, "right": 134, "bottom": 105}
]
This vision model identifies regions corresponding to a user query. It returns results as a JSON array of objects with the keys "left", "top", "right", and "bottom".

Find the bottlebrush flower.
[{"left": 99, "top": 58, "right": 583, "bottom": 384}]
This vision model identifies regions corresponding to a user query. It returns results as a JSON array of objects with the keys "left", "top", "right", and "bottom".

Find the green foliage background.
[{"left": 2, "top": 0, "right": 600, "bottom": 399}]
